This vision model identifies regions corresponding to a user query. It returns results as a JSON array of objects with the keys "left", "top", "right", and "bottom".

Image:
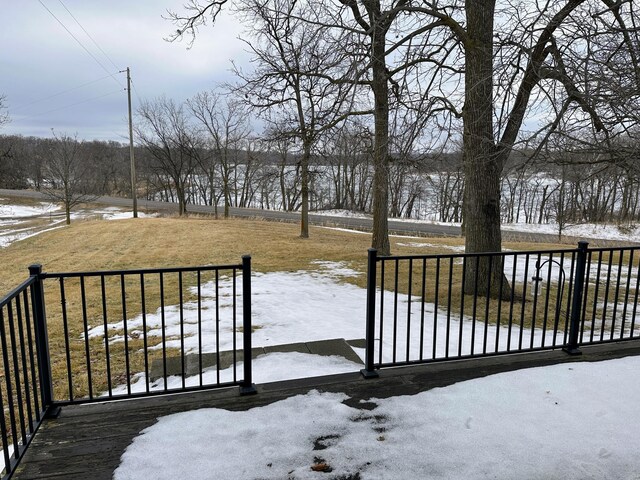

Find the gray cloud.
[{"left": 1, "top": 0, "right": 247, "bottom": 141}]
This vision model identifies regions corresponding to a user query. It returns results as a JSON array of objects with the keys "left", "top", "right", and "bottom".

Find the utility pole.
[{"left": 126, "top": 67, "right": 138, "bottom": 218}]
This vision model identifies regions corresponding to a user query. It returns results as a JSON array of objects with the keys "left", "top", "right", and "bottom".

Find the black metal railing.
[
  {"left": 0, "top": 257, "right": 255, "bottom": 479},
  {"left": 0, "top": 276, "right": 48, "bottom": 479},
  {"left": 362, "top": 242, "right": 640, "bottom": 375}
]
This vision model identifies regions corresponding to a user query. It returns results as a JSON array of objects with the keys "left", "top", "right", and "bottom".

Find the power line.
[
  {"left": 38, "top": 0, "right": 123, "bottom": 88},
  {"left": 19, "top": 89, "right": 125, "bottom": 120},
  {"left": 57, "top": 0, "right": 120, "bottom": 72},
  {"left": 11, "top": 72, "right": 120, "bottom": 112},
  {"left": 130, "top": 77, "right": 144, "bottom": 106}
]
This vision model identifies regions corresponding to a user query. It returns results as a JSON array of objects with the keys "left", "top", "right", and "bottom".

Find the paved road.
[{"left": 0, "top": 188, "right": 631, "bottom": 246}]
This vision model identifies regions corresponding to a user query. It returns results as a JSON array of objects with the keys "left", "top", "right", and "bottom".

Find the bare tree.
[
  {"left": 135, "top": 96, "right": 199, "bottom": 215},
  {"left": 0, "top": 95, "right": 8, "bottom": 130},
  {"left": 43, "top": 132, "right": 98, "bottom": 224},
  {"left": 0, "top": 95, "right": 10, "bottom": 169},
  {"left": 188, "top": 91, "right": 251, "bottom": 218},
  {"left": 227, "top": 0, "right": 364, "bottom": 238},
  {"left": 167, "top": 0, "right": 456, "bottom": 252}
]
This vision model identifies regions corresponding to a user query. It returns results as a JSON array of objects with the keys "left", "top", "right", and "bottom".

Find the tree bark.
[
  {"left": 462, "top": 0, "right": 510, "bottom": 298},
  {"left": 369, "top": 4, "right": 391, "bottom": 256}
]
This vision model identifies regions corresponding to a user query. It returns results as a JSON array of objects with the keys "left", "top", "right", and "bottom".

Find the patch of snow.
[
  {"left": 503, "top": 222, "right": 640, "bottom": 242},
  {"left": 0, "top": 202, "right": 60, "bottom": 218},
  {"left": 103, "top": 211, "right": 158, "bottom": 221},
  {"left": 396, "top": 242, "right": 466, "bottom": 252},
  {"left": 309, "top": 260, "right": 361, "bottom": 278},
  {"left": 115, "top": 357, "right": 640, "bottom": 480},
  {"left": 313, "top": 209, "right": 371, "bottom": 219},
  {"left": 0, "top": 222, "right": 66, "bottom": 248},
  {"left": 108, "top": 352, "right": 362, "bottom": 396}
]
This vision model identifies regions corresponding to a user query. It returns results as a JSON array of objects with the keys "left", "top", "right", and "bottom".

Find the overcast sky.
[{"left": 0, "top": 1, "right": 247, "bottom": 142}]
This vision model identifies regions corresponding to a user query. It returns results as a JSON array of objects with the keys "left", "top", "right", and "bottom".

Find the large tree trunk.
[
  {"left": 370, "top": 10, "right": 391, "bottom": 256},
  {"left": 463, "top": 0, "right": 510, "bottom": 298}
]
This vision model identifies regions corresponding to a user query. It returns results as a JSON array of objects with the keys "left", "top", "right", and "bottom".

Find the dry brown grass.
[
  {"left": 2, "top": 216, "right": 373, "bottom": 291},
  {"left": 0, "top": 216, "right": 633, "bottom": 404}
]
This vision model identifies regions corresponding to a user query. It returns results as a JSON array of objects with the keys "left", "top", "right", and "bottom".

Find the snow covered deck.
[{"left": 12, "top": 340, "right": 640, "bottom": 480}]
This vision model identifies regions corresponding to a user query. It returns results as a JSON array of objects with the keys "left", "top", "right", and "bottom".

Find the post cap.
[{"left": 28, "top": 264, "right": 43, "bottom": 276}]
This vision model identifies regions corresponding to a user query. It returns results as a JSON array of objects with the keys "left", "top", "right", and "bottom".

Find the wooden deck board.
[{"left": 13, "top": 341, "right": 640, "bottom": 480}]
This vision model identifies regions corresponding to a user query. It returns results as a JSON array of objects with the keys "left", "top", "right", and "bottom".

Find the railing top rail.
[
  {"left": 39, "top": 263, "right": 244, "bottom": 279},
  {"left": 376, "top": 247, "right": 582, "bottom": 262},
  {"left": 0, "top": 277, "right": 36, "bottom": 309},
  {"left": 581, "top": 245, "right": 640, "bottom": 254}
]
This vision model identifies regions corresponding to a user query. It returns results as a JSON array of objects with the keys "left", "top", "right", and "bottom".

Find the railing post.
[
  {"left": 28, "top": 265, "right": 58, "bottom": 415},
  {"left": 361, "top": 249, "right": 379, "bottom": 378},
  {"left": 239, "top": 255, "right": 257, "bottom": 395},
  {"left": 564, "top": 241, "right": 588, "bottom": 355}
]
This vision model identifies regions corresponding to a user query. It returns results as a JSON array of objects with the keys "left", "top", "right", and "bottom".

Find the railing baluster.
[
  {"left": 160, "top": 272, "right": 167, "bottom": 390},
  {"left": 540, "top": 254, "right": 554, "bottom": 348},
  {"left": 0, "top": 371, "right": 10, "bottom": 474},
  {"left": 600, "top": 253, "right": 614, "bottom": 341},
  {"left": 553, "top": 252, "right": 566, "bottom": 347},
  {"left": 530, "top": 254, "right": 541, "bottom": 350},
  {"left": 482, "top": 255, "right": 492, "bottom": 354},
  {"left": 15, "top": 294, "right": 34, "bottom": 432},
  {"left": 470, "top": 256, "right": 480, "bottom": 355},
  {"left": 120, "top": 274, "right": 131, "bottom": 396},
  {"left": 0, "top": 309, "right": 19, "bottom": 458},
  {"left": 22, "top": 289, "right": 40, "bottom": 422},
  {"left": 610, "top": 252, "right": 624, "bottom": 340},
  {"left": 564, "top": 251, "right": 576, "bottom": 346},
  {"left": 590, "top": 252, "right": 603, "bottom": 343},
  {"left": 433, "top": 258, "right": 440, "bottom": 358},
  {"left": 140, "top": 274, "right": 149, "bottom": 393},
  {"left": 405, "top": 259, "right": 413, "bottom": 362},
  {"left": 494, "top": 254, "right": 505, "bottom": 354},
  {"left": 231, "top": 268, "right": 237, "bottom": 384},
  {"left": 392, "top": 259, "right": 399, "bottom": 364},
  {"left": 506, "top": 254, "right": 517, "bottom": 352},
  {"left": 579, "top": 251, "right": 591, "bottom": 344},
  {"left": 630, "top": 252, "right": 640, "bottom": 338},
  {"left": 197, "top": 270, "right": 204, "bottom": 386},
  {"left": 80, "top": 277, "right": 93, "bottom": 399},
  {"left": 179, "top": 272, "right": 185, "bottom": 390},
  {"left": 362, "top": 249, "right": 378, "bottom": 378},
  {"left": 445, "top": 258, "right": 454, "bottom": 358},
  {"left": 7, "top": 302, "right": 27, "bottom": 446},
  {"left": 458, "top": 257, "right": 466, "bottom": 357},
  {"left": 619, "top": 250, "right": 633, "bottom": 339},
  {"left": 378, "top": 260, "right": 385, "bottom": 366},
  {"left": 59, "top": 278, "right": 73, "bottom": 401},
  {"left": 100, "top": 275, "right": 112, "bottom": 397},
  {"left": 518, "top": 254, "right": 530, "bottom": 350},
  {"left": 215, "top": 269, "right": 221, "bottom": 385},
  {"left": 419, "top": 258, "right": 426, "bottom": 361}
]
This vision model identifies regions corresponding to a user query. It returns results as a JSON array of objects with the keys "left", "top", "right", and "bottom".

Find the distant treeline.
[{"left": 1, "top": 132, "right": 640, "bottom": 229}]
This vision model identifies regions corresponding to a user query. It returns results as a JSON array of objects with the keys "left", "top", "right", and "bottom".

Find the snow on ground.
[
  {"left": 0, "top": 221, "right": 67, "bottom": 247},
  {"left": 317, "top": 208, "right": 640, "bottom": 243},
  {"left": 395, "top": 241, "right": 466, "bottom": 252},
  {"left": 0, "top": 202, "right": 156, "bottom": 248},
  {"left": 0, "top": 201, "right": 60, "bottom": 218},
  {"left": 109, "top": 351, "right": 362, "bottom": 396},
  {"left": 114, "top": 356, "right": 640, "bottom": 480},
  {"left": 88, "top": 259, "right": 574, "bottom": 394},
  {"left": 103, "top": 210, "right": 157, "bottom": 220},
  {"left": 502, "top": 221, "right": 640, "bottom": 242}
]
